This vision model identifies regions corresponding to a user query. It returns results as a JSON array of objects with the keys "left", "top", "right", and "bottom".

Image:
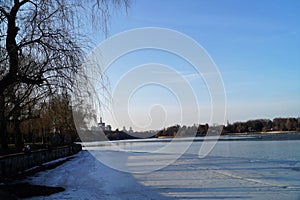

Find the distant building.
[
  {"left": 96, "top": 117, "right": 112, "bottom": 131},
  {"left": 98, "top": 117, "right": 105, "bottom": 128}
]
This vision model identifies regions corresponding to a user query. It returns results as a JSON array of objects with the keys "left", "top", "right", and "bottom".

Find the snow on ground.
[{"left": 25, "top": 141, "right": 300, "bottom": 200}]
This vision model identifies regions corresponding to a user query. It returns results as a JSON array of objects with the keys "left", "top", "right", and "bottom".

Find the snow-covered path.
[{"left": 25, "top": 148, "right": 300, "bottom": 200}]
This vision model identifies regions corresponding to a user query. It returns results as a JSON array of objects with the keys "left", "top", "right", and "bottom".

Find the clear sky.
[{"left": 88, "top": 0, "right": 300, "bottom": 131}]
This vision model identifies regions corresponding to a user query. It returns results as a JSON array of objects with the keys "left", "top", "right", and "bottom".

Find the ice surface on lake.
[{"left": 27, "top": 139, "right": 300, "bottom": 199}]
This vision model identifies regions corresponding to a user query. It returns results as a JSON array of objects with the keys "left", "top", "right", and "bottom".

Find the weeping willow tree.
[{"left": 0, "top": 0, "right": 130, "bottom": 153}]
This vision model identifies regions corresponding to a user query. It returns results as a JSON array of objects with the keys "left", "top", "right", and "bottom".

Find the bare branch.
[
  {"left": 18, "top": 75, "right": 44, "bottom": 85},
  {"left": 0, "top": 7, "right": 9, "bottom": 18}
]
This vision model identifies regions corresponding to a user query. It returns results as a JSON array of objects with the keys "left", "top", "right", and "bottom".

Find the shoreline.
[
  {"left": 230, "top": 130, "right": 299, "bottom": 135},
  {"left": 81, "top": 132, "right": 300, "bottom": 147}
]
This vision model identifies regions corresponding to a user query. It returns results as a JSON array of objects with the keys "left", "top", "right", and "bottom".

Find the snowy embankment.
[{"left": 26, "top": 140, "right": 300, "bottom": 200}]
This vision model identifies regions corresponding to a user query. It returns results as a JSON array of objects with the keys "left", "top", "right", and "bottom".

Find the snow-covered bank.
[
  {"left": 25, "top": 140, "right": 300, "bottom": 199},
  {"left": 27, "top": 151, "right": 169, "bottom": 200}
]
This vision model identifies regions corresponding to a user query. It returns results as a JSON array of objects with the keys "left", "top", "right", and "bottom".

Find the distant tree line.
[
  {"left": 27, "top": 115, "right": 298, "bottom": 143},
  {"left": 100, "top": 117, "right": 300, "bottom": 141},
  {"left": 155, "top": 124, "right": 209, "bottom": 138},
  {"left": 223, "top": 118, "right": 300, "bottom": 134},
  {"left": 153, "top": 117, "right": 300, "bottom": 138}
]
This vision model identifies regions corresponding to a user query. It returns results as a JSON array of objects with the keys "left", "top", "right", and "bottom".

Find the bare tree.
[{"left": 0, "top": 0, "right": 130, "bottom": 153}]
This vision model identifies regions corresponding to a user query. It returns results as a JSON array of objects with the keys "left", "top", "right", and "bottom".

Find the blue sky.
[{"left": 89, "top": 0, "right": 300, "bottom": 130}]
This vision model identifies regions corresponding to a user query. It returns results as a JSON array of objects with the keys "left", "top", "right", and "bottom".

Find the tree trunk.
[
  {"left": 14, "top": 119, "right": 23, "bottom": 152},
  {"left": 12, "top": 102, "right": 23, "bottom": 151},
  {"left": 0, "top": 95, "right": 8, "bottom": 153}
]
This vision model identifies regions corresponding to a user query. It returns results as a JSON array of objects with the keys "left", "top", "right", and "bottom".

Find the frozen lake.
[{"left": 27, "top": 138, "right": 300, "bottom": 199}]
